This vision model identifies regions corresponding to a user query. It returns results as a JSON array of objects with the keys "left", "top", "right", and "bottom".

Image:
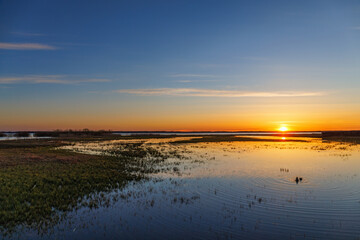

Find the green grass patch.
[{"left": 0, "top": 140, "right": 173, "bottom": 236}]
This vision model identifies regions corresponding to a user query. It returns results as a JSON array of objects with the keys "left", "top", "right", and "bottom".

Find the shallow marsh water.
[{"left": 2, "top": 136, "right": 360, "bottom": 239}]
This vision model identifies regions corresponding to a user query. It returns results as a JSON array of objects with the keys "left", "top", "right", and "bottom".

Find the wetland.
[{"left": 1, "top": 134, "right": 360, "bottom": 239}]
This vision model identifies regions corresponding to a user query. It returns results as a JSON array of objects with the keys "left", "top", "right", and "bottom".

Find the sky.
[{"left": 0, "top": 0, "right": 359, "bottom": 131}]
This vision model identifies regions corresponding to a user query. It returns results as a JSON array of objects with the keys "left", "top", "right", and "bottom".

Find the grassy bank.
[{"left": 0, "top": 138, "right": 172, "bottom": 236}]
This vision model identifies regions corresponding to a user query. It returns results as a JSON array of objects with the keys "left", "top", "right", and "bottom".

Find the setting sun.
[{"left": 278, "top": 126, "right": 288, "bottom": 132}]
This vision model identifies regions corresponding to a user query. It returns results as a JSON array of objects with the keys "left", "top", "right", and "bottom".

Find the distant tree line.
[
  {"left": 34, "top": 129, "right": 112, "bottom": 137},
  {"left": 14, "top": 132, "right": 31, "bottom": 137}
]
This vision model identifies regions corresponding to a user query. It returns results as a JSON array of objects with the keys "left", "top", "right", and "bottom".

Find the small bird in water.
[{"left": 295, "top": 177, "right": 303, "bottom": 184}]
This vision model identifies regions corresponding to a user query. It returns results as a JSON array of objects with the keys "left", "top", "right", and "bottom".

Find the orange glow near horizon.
[{"left": 1, "top": 98, "right": 360, "bottom": 131}]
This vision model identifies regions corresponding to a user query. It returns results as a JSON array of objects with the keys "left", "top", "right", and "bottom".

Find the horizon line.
[{"left": 2, "top": 130, "right": 360, "bottom": 133}]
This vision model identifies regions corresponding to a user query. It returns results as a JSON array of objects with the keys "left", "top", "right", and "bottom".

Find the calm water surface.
[{"left": 4, "top": 136, "right": 360, "bottom": 239}]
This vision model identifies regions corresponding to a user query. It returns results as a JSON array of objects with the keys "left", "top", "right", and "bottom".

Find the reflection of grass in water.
[{"left": 0, "top": 141, "right": 175, "bottom": 236}]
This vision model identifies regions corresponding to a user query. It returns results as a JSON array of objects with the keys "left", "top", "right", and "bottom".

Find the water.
[
  {"left": 0, "top": 132, "right": 51, "bottom": 141},
  {"left": 113, "top": 131, "right": 321, "bottom": 136},
  {"left": 2, "top": 136, "right": 360, "bottom": 239}
]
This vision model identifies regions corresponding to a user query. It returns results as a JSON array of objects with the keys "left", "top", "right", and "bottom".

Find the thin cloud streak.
[
  {"left": 174, "top": 79, "right": 219, "bottom": 83},
  {"left": 116, "top": 88, "right": 325, "bottom": 97},
  {"left": 0, "top": 42, "right": 56, "bottom": 50},
  {"left": 170, "top": 74, "right": 217, "bottom": 78},
  {"left": 0, "top": 75, "right": 110, "bottom": 84}
]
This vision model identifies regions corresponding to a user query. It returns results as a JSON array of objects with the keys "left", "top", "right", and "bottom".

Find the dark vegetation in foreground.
[{"left": 0, "top": 138, "right": 178, "bottom": 236}]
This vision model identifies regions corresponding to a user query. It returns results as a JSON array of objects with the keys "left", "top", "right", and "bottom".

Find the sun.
[{"left": 278, "top": 126, "right": 288, "bottom": 132}]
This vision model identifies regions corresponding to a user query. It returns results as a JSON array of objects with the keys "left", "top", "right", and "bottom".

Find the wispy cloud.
[
  {"left": 0, "top": 75, "right": 110, "bottom": 84},
  {"left": 0, "top": 42, "right": 56, "bottom": 50},
  {"left": 116, "top": 88, "right": 325, "bottom": 97},
  {"left": 170, "top": 74, "right": 217, "bottom": 78},
  {"left": 174, "top": 79, "right": 219, "bottom": 83}
]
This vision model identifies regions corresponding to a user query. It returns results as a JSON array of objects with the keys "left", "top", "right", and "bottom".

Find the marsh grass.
[
  {"left": 322, "top": 136, "right": 360, "bottom": 145},
  {"left": 0, "top": 156, "right": 131, "bottom": 235},
  {"left": 0, "top": 139, "right": 180, "bottom": 236},
  {"left": 2, "top": 135, "right": 358, "bottom": 237},
  {"left": 0, "top": 139, "right": 64, "bottom": 151},
  {"left": 0, "top": 133, "right": 6, "bottom": 137}
]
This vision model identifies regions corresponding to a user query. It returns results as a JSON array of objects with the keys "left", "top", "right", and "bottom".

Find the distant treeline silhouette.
[
  {"left": 14, "top": 132, "right": 31, "bottom": 137},
  {"left": 34, "top": 129, "right": 112, "bottom": 137}
]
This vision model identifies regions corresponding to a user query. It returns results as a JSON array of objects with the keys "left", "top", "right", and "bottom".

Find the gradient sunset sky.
[{"left": 1, "top": 0, "right": 359, "bottom": 131}]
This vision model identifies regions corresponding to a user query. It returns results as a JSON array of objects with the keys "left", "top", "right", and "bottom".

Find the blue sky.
[{"left": 0, "top": 0, "right": 359, "bottom": 131}]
